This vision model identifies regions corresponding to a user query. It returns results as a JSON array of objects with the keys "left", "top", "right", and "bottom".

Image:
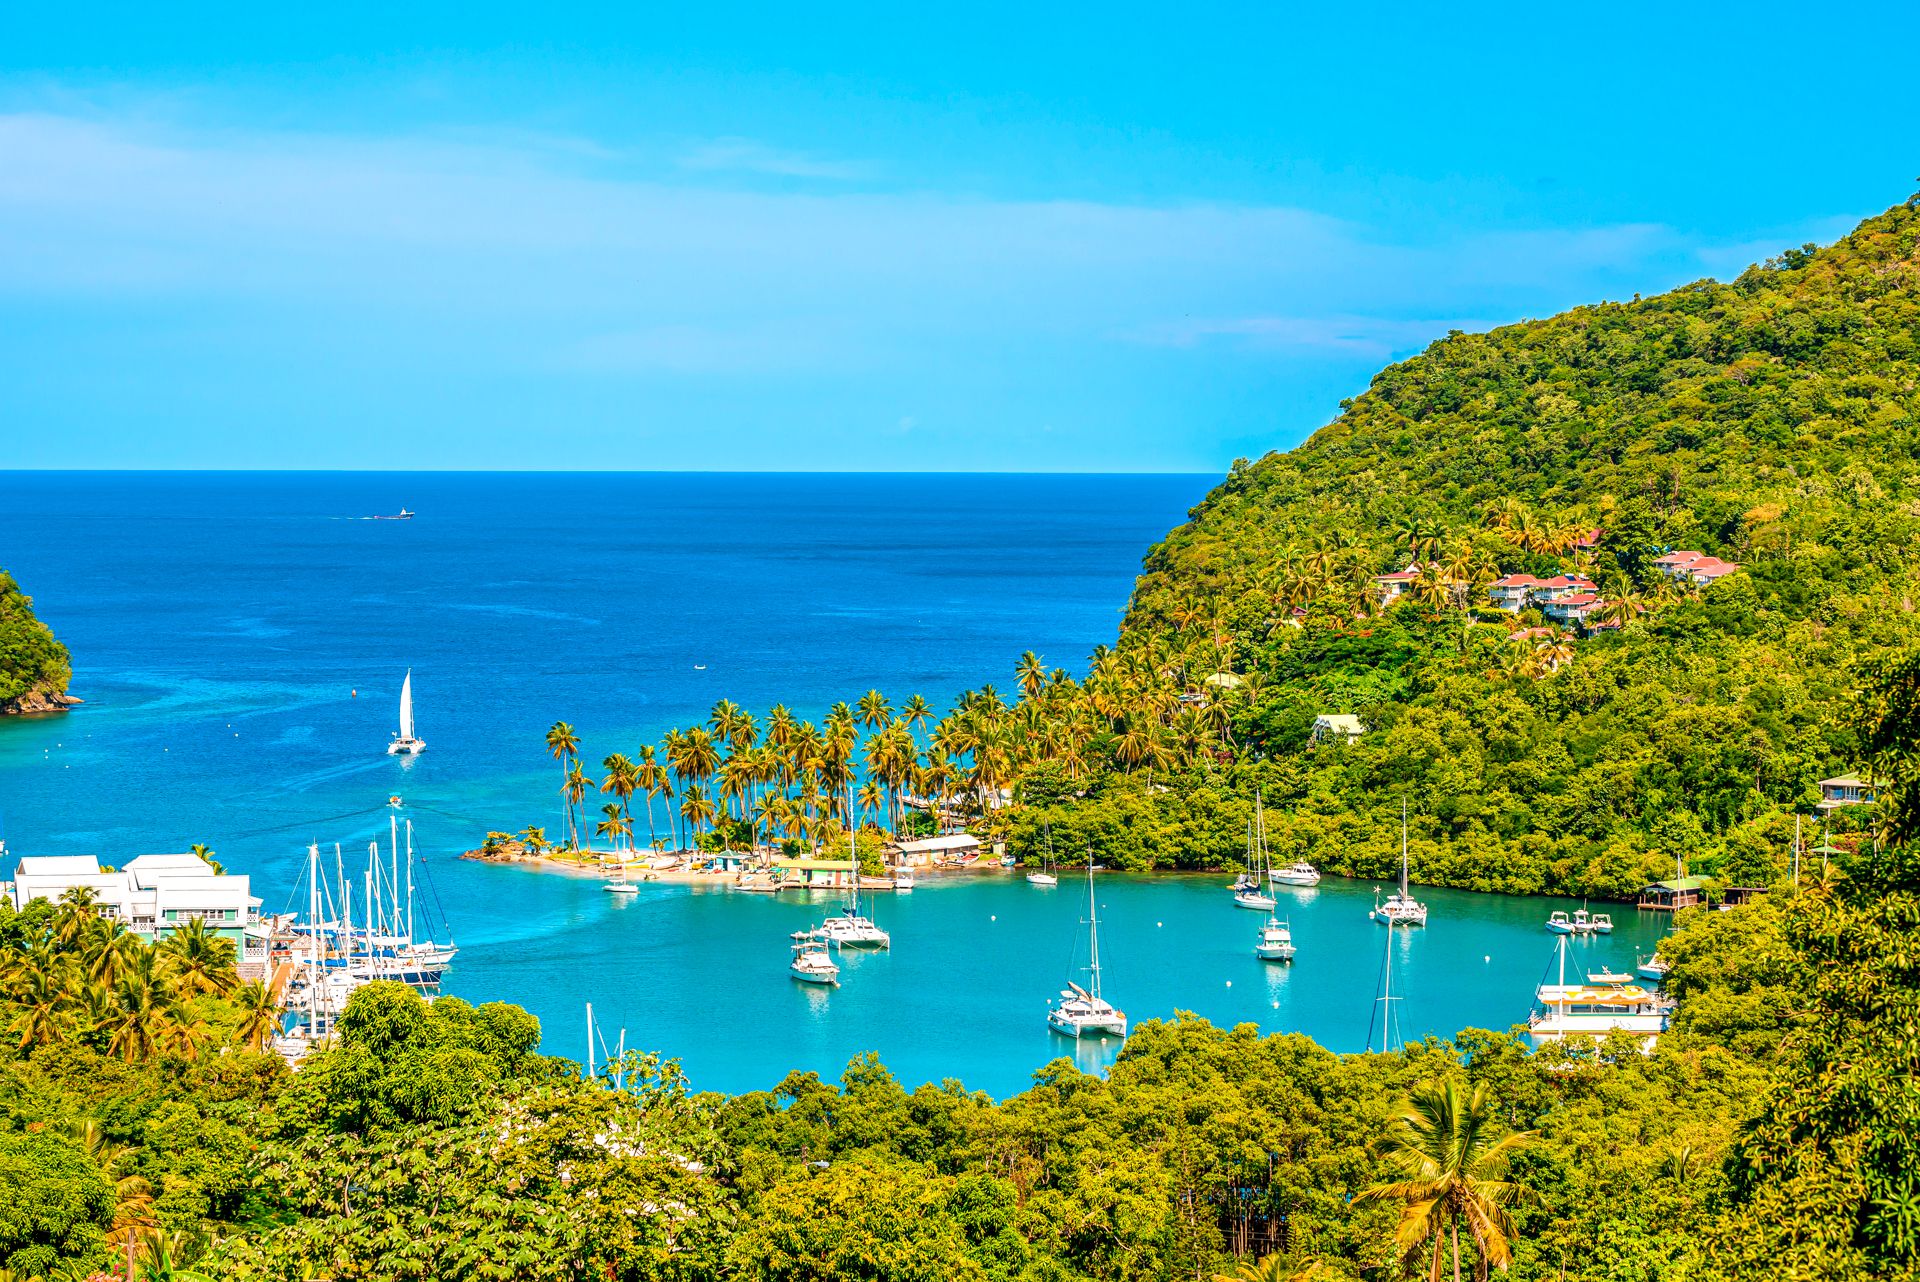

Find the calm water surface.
[{"left": 0, "top": 472, "right": 1663, "bottom": 1095}]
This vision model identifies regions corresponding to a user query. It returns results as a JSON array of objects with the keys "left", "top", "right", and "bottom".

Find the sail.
[{"left": 398, "top": 671, "right": 415, "bottom": 741}]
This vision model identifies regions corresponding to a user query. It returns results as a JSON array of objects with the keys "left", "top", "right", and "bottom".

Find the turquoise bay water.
[{"left": 0, "top": 472, "right": 1664, "bottom": 1095}]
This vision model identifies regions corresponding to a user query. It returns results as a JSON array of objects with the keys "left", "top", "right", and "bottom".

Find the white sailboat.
[
  {"left": 1370, "top": 799, "right": 1428, "bottom": 925},
  {"left": 387, "top": 670, "right": 426, "bottom": 755},
  {"left": 1027, "top": 824, "right": 1059, "bottom": 886},
  {"left": 603, "top": 864, "right": 640, "bottom": 896},
  {"left": 1047, "top": 861, "right": 1127, "bottom": 1038},
  {"left": 1233, "top": 794, "right": 1278, "bottom": 911}
]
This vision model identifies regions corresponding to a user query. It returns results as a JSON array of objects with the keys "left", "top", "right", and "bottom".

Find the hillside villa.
[
  {"left": 6, "top": 851, "right": 271, "bottom": 979},
  {"left": 1310, "top": 714, "right": 1366, "bottom": 742},
  {"left": 1818, "top": 774, "right": 1877, "bottom": 810},
  {"left": 1652, "top": 550, "right": 1742, "bottom": 584}
]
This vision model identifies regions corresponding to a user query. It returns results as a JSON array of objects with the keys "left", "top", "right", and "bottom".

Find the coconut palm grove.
[{"left": 0, "top": 197, "right": 1917, "bottom": 1278}]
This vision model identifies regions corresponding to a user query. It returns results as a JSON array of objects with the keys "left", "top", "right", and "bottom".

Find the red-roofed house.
[
  {"left": 1682, "top": 557, "right": 1740, "bottom": 585},
  {"left": 1488, "top": 574, "right": 1541, "bottom": 611},
  {"left": 1530, "top": 574, "right": 1596, "bottom": 605},
  {"left": 1542, "top": 591, "right": 1603, "bottom": 624},
  {"left": 1653, "top": 550, "right": 1741, "bottom": 584}
]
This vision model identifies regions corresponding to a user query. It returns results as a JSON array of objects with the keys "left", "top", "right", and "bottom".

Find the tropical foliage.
[{"left": 0, "top": 570, "right": 70, "bottom": 714}]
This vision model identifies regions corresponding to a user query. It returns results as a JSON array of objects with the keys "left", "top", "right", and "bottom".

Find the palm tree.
[
  {"left": 106, "top": 951, "right": 177, "bottom": 1063},
  {"left": 634, "top": 747, "right": 668, "bottom": 851},
  {"left": 1356, "top": 1079, "right": 1539, "bottom": 1282},
  {"left": 601, "top": 752, "right": 639, "bottom": 849},
  {"left": 230, "top": 980, "right": 277, "bottom": 1053},
  {"left": 68, "top": 1118, "right": 157, "bottom": 1279},
  {"left": 1015, "top": 651, "right": 1047, "bottom": 702},
  {"left": 187, "top": 843, "right": 224, "bottom": 874},
  {"left": 855, "top": 689, "right": 892, "bottom": 733},
  {"left": 901, "top": 693, "right": 932, "bottom": 735},
  {"left": 8, "top": 963, "right": 72, "bottom": 1049},
  {"left": 546, "top": 721, "right": 580, "bottom": 842},
  {"left": 563, "top": 761, "right": 594, "bottom": 850},
  {"left": 679, "top": 785, "right": 716, "bottom": 845},
  {"left": 595, "top": 803, "right": 632, "bottom": 855},
  {"left": 156, "top": 919, "right": 238, "bottom": 997}
]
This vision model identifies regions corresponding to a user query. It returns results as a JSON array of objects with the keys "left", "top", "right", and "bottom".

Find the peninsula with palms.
[
  {"left": 495, "top": 201, "right": 1920, "bottom": 905},
  {"left": 0, "top": 569, "right": 73, "bottom": 716}
]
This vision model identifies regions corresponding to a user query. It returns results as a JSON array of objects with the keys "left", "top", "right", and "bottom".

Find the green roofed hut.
[{"left": 1637, "top": 876, "right": 1708, "bottom": 912}]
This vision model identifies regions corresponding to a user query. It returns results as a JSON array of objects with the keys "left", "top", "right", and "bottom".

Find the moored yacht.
[
  {"left": 1637, "top": 952, "right": 1672, "bottom": 982},
  {"left": 1269, "top": 860, "right": 1321, "bottom": 888},
  {"left": 1027, "top": 824, "right": 1059, "bottom": 886},
  {"left": 1370, "top": 800, "right": 1428, "bottom": 925},
  {"left": 1047, "top": 862, "right": 1126, "bottom": 1038},
  {"left": 1546, "top": 911, "right": 1576, "bottom": 934},
  {"left": 820, "top": 802, "right": 890, "bottom": 948},
  {"left": 789, "top": 930, "right": 840, "bottom": 986},
  {"left": 1254, "top": 915, "right": 1295, "bottom": 962},
  {"left": 1529, "top": 935, "right": 1671, "bottom": 1051},
  {"left": 1589, "top": 912, "right": 1614, "bottom": 934},
  {"left": 1233, "top": 794, "right": 1278, "bottom": 910}
]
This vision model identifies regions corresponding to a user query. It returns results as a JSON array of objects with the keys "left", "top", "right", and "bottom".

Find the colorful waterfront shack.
[{"left": 772, "top": 857, "right": 858, "bottom": 889}]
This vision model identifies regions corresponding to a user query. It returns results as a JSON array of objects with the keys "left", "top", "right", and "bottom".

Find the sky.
[{"left": 2, "top": 3, "right": 1916, "bottom": 472}]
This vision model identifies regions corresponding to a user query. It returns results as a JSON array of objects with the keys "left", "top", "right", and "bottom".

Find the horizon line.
[{"left": 0, "top": 467, "right": 1228, "bottom": 477}]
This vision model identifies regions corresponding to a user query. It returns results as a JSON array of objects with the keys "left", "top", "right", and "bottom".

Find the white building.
[
  {"left": 892, "top": 833, "right": 982, "bottom": 867},
  {"left": 1310, "top": 714, "right": 1366, "bottom": 742},
  {"left": 7, "top": 852, "right": 270, "bottom": 978}
]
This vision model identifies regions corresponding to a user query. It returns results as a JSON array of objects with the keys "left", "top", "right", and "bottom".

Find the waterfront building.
[
  {"left": 894, "top": 833, "right": 982, "bottom": 867},
  {"left": 1636, "top": 875, "right": 1708, "bottom": 912},
  {"left": 771, "top": 857, "right": 859, "bottom": 889},
  {"left": 7, "top": 851, "right": 270, "bottom": 978}
]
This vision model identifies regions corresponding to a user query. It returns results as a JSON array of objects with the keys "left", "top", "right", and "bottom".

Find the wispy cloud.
[{"left": 677, "top": 136, "right": 870, "bottom": 181}]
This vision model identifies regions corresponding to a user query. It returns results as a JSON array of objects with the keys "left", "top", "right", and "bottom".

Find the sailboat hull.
[{"left": 387, "top": 738, "right": 426, "bottom": 755}]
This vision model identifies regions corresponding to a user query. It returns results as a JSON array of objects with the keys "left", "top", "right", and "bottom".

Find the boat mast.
[
  {"left": 405, "top": 819, "right": 416, "bottom": 942},
  {"left": 1793, "top": 812, "right": 1802, "bottom": 886},
  {"left": 306, "top": 843, "right": 320, "bottom": 1029},
  {"left": 585, "top": 1003, "right": 595, "bottom": 1080},
  {"left": 1400, "top": 797, "right": 1410, "bottom": 899},
  {"left": 1086, "top": 858, "right": 1102, "bottom": 1001}
]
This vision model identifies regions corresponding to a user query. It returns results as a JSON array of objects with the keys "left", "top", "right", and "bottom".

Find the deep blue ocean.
[{"left": 0, "top": 472, "right": 1663, "bottom": 1095}]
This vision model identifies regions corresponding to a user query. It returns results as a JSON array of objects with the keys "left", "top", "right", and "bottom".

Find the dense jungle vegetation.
[{"left": 0, "top": 570, "right": 70, "bottom": 714}]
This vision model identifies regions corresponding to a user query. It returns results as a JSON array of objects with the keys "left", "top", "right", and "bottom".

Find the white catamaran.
[
  {"left": 820, "top": 790, "right": 890, "bottom": 948},
  {"left": 1047, "top": 862, "right": 1127, "bottom": 1038},
  {"left": 1371, "top": 799, "right": 1429, "bottom": 925},
  {"left": 387, "top": 670, "right": 426, "bottom": 755}
]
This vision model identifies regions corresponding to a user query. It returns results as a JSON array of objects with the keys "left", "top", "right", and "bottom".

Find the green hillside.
[
  {"left": 0, "top": 570, "right": 71, "bottom": 715},
  {"left": 1107, "top": 195, "right": 1920, "bottom": 895}
]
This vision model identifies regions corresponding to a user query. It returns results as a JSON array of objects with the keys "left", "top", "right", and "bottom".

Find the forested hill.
[
  {"left": 1114, "top": 195, "right": 1920, "bottom": 893},
  {"left": 0, "top": 570, "right": 73, "bottom": 715}
]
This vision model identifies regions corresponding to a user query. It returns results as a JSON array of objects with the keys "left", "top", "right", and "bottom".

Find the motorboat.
[
  {"left": 1589, "top": 912, "right": 1614, "bottom": 934},
  {"left": 1546, "top": 911, "right": 1576, "bottom": 934},
  {"left": 386, "top": 670, "right": 426, "bottom": 755},
  {"left": 1255, "top": 915, "right": 1296, "bottom": 962},
  {"left": 1587, "top": 968, "right": 1634, "bottom": 985},
  {"left": 1269, "top": 861, "right": 1321, "bottom": 887},
  {"left": 789, "top": 931, "right": 840, "bottom": 986},
  {"left": 1047, "top": 862, "right": 1126, "bottom": 1038},
  {"left": 1637, "top": 953, "right": 1672, "bottom": 983},
  {"left": 893, "top": 868, "right": 915, "bottom": 891}
]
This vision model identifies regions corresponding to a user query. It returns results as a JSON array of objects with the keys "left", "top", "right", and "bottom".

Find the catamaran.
[
  {"left": 820, "top": 794, "right": 890, "bottom": 948},
  {"left": 789, "top": 930, "right": 840, "bottom": 985},
  {"left": 1529, "top": 934, "right": 1671, "bottom": 1051},
  {"left": 1370, "top": 799, "right": 1428, "bottom": 925},
  {"left": 1048, "top": 862, "right": 1127, "bottom": 1038},
  {"left": 386, "top": 670, "right": 426, "bottom": 755}
]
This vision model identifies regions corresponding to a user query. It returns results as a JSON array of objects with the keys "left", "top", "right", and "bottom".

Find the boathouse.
[{"left": 1637, "top": 876, "right": 1708, "bottom": 912}]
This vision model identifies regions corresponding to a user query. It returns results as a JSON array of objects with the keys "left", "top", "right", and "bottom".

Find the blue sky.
[{"left": 3, "top": 2, "right": 1915, "bottom": 471}]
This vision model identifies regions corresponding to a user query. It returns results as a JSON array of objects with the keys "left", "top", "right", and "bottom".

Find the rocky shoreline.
[{"left": 1, "top": 688, "right": 82, "bottom": 716}]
